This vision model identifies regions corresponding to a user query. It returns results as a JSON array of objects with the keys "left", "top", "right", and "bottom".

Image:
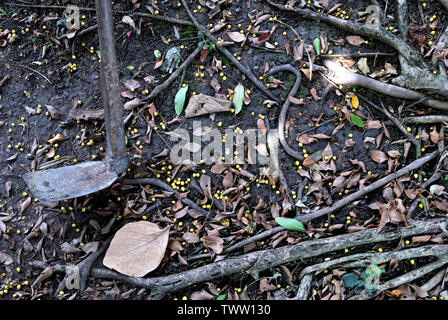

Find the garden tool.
[{"left": 23, "top": 0, "right": 128, "bottom": 202}]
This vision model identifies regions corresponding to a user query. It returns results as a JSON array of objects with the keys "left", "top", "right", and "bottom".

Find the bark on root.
[{"left": 91, "top": 219, "right": 446, "bottom": 297}]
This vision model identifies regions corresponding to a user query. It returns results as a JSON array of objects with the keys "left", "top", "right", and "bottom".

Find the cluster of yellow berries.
[
  {"left": 0, "top": 280, "right": 29, "bottom": 297},
  {"left": 214, "top": 190, "right": 229, "bottom": 200},
  {"left": 169, "top": 177, "right": 191, "bottom": 192},
  {"left": 68, "top": 62, "right": 77, "bottom": 72},
  {"left": 334, "top": 8, "right": 350, "bottom": 20},
  {"left": 219, "top": 72, "right": 227, "bottom": 81},
  {"left": 81, "top": 14, "right": 87, "bottom": 27},
  {"left": 192, "top": 5, "right": 202, "bottom": 13},
  {"left": 194, "top": 71, "right": 205, "bottom": 78}
]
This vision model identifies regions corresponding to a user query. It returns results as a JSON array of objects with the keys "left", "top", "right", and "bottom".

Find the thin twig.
[
  {"left": 4, "top": 3, "right": 193, "bottom": 26},
  {"left": 3, "top": 60, "right": 52, "bottom": 84},
  {"left": 123, "top": 177, "right": 210, "bottom": 217},
  {"left": 181, "top": 0, "right": 281, "bottom": 104},
  {"left": 358, "top": 94, "right": 421, "bottom": 157},
  {"left": 140, "top": 46, "right": 201, "bottom": 103}
]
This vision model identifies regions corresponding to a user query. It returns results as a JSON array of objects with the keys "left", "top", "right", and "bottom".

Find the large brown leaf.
[
  {"left": 370, "top": 149, "right": 387, "bottom": 163},
  {"left": 202, "top": 235, "right": 224, "bottom": 254},
  {"left": 377, "top": 199, "right": 409, "bottom": 232},
  {"left": 346, "top": 35, "right": 365, "bottom": 46},
  {"left": 103, "top": 221, "right": 170, "bottom": 277}
]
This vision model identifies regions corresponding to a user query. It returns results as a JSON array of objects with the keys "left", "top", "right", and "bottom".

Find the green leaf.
[
  {"left": 216, "top": 294, "right": 226, "bottom": 300},
  {"left": 174, "top": 85, "right": 188, "bottom": 116},
  {"left": 232, "top": 83, "right": 245, "bottom": 115},
  {"left": 313, "top": 37, "right": 321, "bottom": 56},
  {"left": 350, "top": 113, "right": 365, "bottom": 128},
  {"left": 126, "top": 65, "right": 135, "bottom": 70},
  {"left": 274, "top": 217, "right": 306, "bottom": 233},
  {"left": 0, "top": 8, "right": 7, "bottom": 15},
  {"left": 357, "top": 58, "right": 370, "bottom": 74},
  {"left": 153, "top": 49, "right": 161, "bottom": 59},
  {"left": 421, "top": 197, "right": 428, "bottom": 212},
  {"left": 341, "top": 273, "right": 360, "bottom": 288},
  {"left": 96, "top": 50, "right": 101, "bottom": 59}
]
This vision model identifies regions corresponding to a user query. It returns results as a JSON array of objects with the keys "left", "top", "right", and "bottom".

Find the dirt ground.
[{"left": 1, "top": 0, "right": 448, "bottom": 301}]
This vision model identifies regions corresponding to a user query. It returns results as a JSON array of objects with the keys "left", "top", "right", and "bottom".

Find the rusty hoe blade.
[{"left": 23, "top": 0, "right": 128, "bottom": 202}]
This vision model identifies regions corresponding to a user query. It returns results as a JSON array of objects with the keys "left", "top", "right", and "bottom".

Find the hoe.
[{"left": 24, "top": 0, "right": 128, "bottom": 202}]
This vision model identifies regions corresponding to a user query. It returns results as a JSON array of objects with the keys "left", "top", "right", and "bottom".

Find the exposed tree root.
[
  {"left": 298, "top": 245, "right": 448, "bottom": 280},
  {"left": 350, "top": 254, "right": 448, "bottom": 300},
  {"left": 265, "top": 0, "right": 425, "bottom": 67},
  {"left": 400, "top": 116, "right": 448, "bottom": 124},
  {"left": 319, "top": 52, "right": 395, "bottom": 58},
  {"left": 294, "top": 273, "right": 313, "bottom": 300},
  {"left": 392, "top": 0, "right": 448, "bottom": 96},
  {"left": 421, "top": 269, "right": 446, "bottom": 293},
  {"left": 323, "top": 60, "right": 448, "bottom": 110},
  {"left": 432, "top": 25, "right": 448, "bottom": 75},
  {"left": 266, "top": 0, "right": 448, "bottom": 97},
  {"left": 296, "top": 245, "right": 448, "bottom": 299},
  {"left": 266, "top": 64, "right": 303, "bottom": 161},
  {"left": 90, "top": 219, "right": 446, "bottom": 297}
]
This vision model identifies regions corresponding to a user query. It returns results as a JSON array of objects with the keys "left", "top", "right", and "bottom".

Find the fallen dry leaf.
[
  {"left": 202, "top": 235, "right": 224, "bottom": 254},
  {"left": 370, "top": 149, "right": 388, "bottom": 163},
  {"left": 185, "top": 94, "right": 232, "bottom": 117},
  {"left": 377, "top": 199, "right": 409, "bottom": 232},
  {"left": 123, "top": 98, "right": 141, "bottom": 110},
  {"left": 69, "top": 105, "right": 104, "bottom": 121},
  {"left": 429, "top": 184, "right": 445, "bottom": 196},
  {"left": 432, "top": 200, "right": 448, "bottom": 212},
  {"left": 227, "top": 31, "right": 246, "bottom": 42},
  {"left": 346, "top": 35, "right": 366, "bottom": 46},
  {"left": 47, "top": 134, "right": 65, "bottom": 145},
  {"left": 19, "top": 196, "right": 32, "bottom": 213},
  {"left": 103, "top": 221, "right": 170, "bottom": 277}
]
